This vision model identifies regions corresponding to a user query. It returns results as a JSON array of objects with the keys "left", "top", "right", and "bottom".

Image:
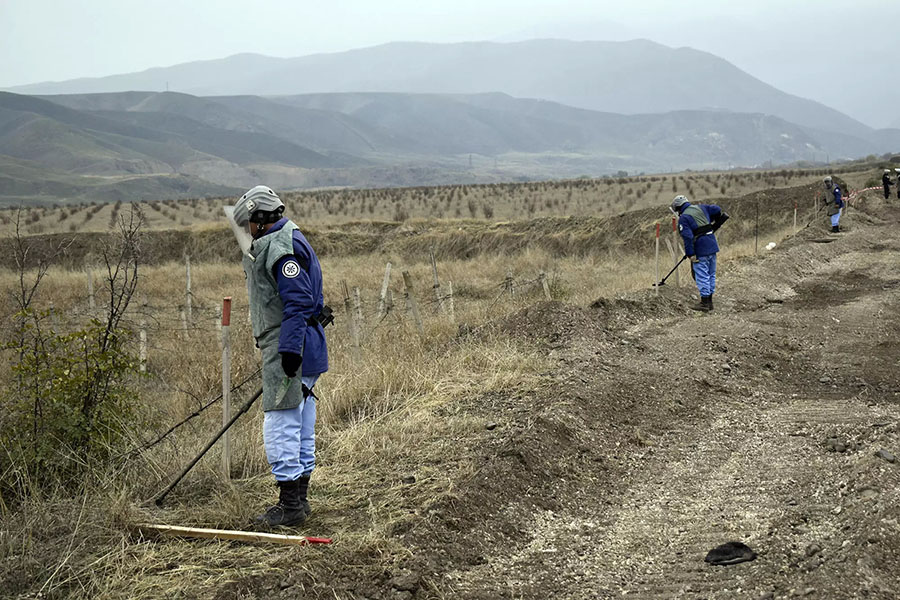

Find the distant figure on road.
[
  {"left": 671, "top": 195, "right": 729, "bottom": 312},
  {"left": 823, "top": 176, "right": 843, "bottom": 233},
  {"left": 229, "top": 185, "right": 330, "bottom": 528},
  {"left": 883, "top": 169, "right": 892, "bottom": 200},
  {"left": 896, "top": 169, "right": 900, "bottom": 199}
]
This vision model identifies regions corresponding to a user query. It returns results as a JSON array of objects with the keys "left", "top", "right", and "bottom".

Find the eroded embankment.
[{"left": 0, "top": 183, "right": 819, "bottom": 270}]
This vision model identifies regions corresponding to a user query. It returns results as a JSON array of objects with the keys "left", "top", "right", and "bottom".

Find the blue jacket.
[
  {"left": 828, "top": 184, "right": 843, "bottom": 209},
  {"left": 265, "top": 218, "right": 328, "bottom": 376},
  {"left": 677, "top": 203, "right": 725, "bottom": 257}
]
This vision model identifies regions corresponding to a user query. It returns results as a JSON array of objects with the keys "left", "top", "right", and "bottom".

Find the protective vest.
[
  {"left": 243, "top": 221, "right": 299, "bottom": 342},
  {"left": 825, "top": 184, "right": 841, "bottom": 216},
  {"left": 683, "top": 205, "right": 713, "bottom": 235}
]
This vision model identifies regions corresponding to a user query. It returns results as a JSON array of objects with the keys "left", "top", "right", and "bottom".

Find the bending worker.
[
  {"left": 229, "top": 185, "right": 329, "bottom": 528},
  {"left": 671, "top": 194, "right": 729, "bottom": 312},
  {"left": 883, "top": 169, "right": 892, "bottom": 200},
  {"left": 823, "top": 176, "right": 843, "bottom": 233}
]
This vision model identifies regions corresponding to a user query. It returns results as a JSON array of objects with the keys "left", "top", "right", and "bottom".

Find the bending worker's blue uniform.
[
  {"left": 244, "top": 217, "right": 328, "bottom": 482},
  {"left": 825, "top": 183, "right": 843, "bottom": 229},
  {"left": 676, "top": 202, "right": 725, "bottom": 299}
]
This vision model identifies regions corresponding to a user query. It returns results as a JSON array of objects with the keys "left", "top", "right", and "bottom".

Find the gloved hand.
[
  {"left": 281, "top": 352, "right": 302, "bottom": 378},
  {"left": 690, "top": 255, "right": 699, "bottom": 263}
]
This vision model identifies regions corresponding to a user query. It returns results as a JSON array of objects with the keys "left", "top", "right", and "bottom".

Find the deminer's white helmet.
[
  {"left": 824, "top": 176, "right": 833, "bottom": 184},
  {"left": 886, "top": 169, "right": 892, "bottom": 174},
  {"left": 232, "top": 185, "right": 285, "bottom": 227},
  {"left": 670, "top": 194, "right": 690, "bottom": 213}
]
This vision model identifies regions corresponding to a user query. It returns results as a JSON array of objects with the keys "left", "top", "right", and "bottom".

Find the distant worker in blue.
[
  {"left": 228, "top": 185, "right": 331, "bottom": 528},
  {"left": 883, "top": 169, "right": 892, "bottom": 200},
  {"left": 671, "top": 195, "right": 729, "bottom": 312},
  {"left": 822, "top": 175, "right": 843, "bottom": 233}
]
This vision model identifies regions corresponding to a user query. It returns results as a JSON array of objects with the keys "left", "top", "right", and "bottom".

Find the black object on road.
[{"left": 704, "top": 541, "right": 757, "bottom": 566}]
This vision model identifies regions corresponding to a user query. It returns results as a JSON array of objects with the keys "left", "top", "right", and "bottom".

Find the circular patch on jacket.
[{"left": 281, "top": 260, "right": 301, "bottom": 278}]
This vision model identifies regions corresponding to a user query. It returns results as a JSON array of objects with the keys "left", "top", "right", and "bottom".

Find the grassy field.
[{"left": 0, "top": 165, "right": 882, "bottom": 598}]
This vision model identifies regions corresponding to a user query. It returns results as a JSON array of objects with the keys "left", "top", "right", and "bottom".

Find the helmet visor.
[{"left": 223, "top": 205, "right": 253, "bottom": 256}]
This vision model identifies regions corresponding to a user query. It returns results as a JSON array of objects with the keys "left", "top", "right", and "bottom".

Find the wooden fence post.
[
  {"left": 377, "top": 262, "right": 392, "bottom": 319},
  {"left": 87, "top": 269, "right": 95, "bottom": 311},
  {"left": 540, "top": 272, "right": 552, "bottom": 301},
  {"left": 793, "top": 201, "right": 798, "bottom": 232},
  {"left": 139, "top": 296, "right": 148, "bottom": 373},
  {"left": 430, "top": 247, "right": 445, "bottom": 314},
  {"left": 664, "top": 237, "right": 678, "bottom": 288},
  {"left": 221, "top": 297, "right": 232, "bottom": 479},
  {"left": 342, "top": 281, "right": 361, "bottom": 362},
  {"left": 504, "top": 270, "right": 514, "bottom": 297},
  {"left": 185, "top": 255, "right": 193, "bottom": 325},
  {"left": 445, "top": 281, "right": 455, "bottom": 321},
  {"left": 402, "top": 271, "right": 425, "bottom": 339},
  {"left": 353, "top": 286, "right": 364, "bottom": 335}
]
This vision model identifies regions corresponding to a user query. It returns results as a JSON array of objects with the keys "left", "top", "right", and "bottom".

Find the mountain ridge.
[{"left": 5, "top": 39, "right": 873, "bottom": 140}]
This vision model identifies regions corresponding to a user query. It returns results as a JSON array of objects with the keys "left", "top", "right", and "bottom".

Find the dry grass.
[{"left": 0, "top": 173, "right": 845, "bottom": 598}]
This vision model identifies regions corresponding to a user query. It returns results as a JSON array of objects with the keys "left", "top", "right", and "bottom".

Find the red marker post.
[
  {"left": 655, "top": 223, "right": 660, "bottom": 296},
  {"left": 672, "top": 217, "right": 680, "bottom": 288},
  {"left": 221, "top": 297, "right": 232, "bottom": 478}
]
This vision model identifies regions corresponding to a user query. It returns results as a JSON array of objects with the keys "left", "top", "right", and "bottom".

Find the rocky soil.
[{"left": 229, "top": 191, "right": 899, "bottom": 600}]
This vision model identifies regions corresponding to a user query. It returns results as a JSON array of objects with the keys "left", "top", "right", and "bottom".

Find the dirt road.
[{"left": 384, "top": 195, "right": 900, "bottom": 600}]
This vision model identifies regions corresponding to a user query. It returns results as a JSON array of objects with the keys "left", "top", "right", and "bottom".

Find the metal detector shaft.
[
  {"left": 154, "top": 387, "right": 263, "bottom": 506},
  {"left": 654, "top": 254, "right": 688, "bottom": 287}
]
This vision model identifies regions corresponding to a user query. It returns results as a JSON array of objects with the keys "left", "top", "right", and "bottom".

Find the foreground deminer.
[
  {"left": 822, "top": 175, "right": 843, "bottom": 233},
  {"left": 883, "top": 169, "right": 893, "bottom": 200},
  {"left": 671, "top": 194, "right": 729, "bottom": 312},
  {"left": 228, "top": 185, "right": 330, "bottom": 528}
]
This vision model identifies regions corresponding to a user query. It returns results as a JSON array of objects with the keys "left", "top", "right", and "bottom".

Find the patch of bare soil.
[{"left": 227, "top": 194, "right": 900, "bottom": 600}]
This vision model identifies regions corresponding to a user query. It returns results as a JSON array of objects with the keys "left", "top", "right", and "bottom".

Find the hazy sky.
[{"left": 1, "top": 0, "right": 898, "bottom": 125}]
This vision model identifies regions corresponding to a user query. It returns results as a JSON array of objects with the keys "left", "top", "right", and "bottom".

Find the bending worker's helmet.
[
  {"left": 824, "top": 176, "right": 833, "bottom": 185},
  {"left": 232, "top": 185, "right": 285, "bottom": 227},
  {"left": 670, "top": 194, "right": 690, "bottom": 214}
]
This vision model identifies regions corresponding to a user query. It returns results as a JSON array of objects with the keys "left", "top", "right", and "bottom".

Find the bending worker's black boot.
[
  {"left": 831, "top": 225, "right": 840, "bottom": 233},
  {"left": 691, "top": 296, "right": 712, "bottom": 312},
  {"left": 255, "top": 476, "right": 311, "bottom": 528}
]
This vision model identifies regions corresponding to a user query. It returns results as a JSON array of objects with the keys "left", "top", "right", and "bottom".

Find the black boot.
[
  {"left": 707, "top": 294, "right": 714, "bottom": 311},
  {"left": 831, "top": 225, "right": 840, "bottom": 233},
  {"left": 254, "top": 476, "right": 310, "bottom": 528},
  {"left": 691, "top": 296, "right": 712, "bottom": 312}
]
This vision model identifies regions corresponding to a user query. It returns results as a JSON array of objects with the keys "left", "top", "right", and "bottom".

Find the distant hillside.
[
  {"left": 0, "top": 155, "right": 240, "bottom": 206},
  {"left": 2, "top": 88, "right": 898, "bottom": 204},
  {"left": 6, "top": 39, "right": 876, "bottom": 140}
]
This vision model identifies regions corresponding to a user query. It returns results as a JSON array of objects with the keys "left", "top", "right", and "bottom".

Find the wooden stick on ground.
[{"left": 135, "top": 524, "right": 332, "bottom": 546}]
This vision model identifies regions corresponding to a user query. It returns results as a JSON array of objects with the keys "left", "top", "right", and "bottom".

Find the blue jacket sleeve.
[
  {"left": 274, "top": 250, "right": 315, "bottom": 356},
  {"left": 834, "top": 187, "right": 843, "bottom": 208},
  {"left": 678, "top": 214, "right": 696, "bottom": 257}
]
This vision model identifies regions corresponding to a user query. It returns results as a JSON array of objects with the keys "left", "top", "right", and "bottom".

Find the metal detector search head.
[{"left": 223, "top": 205, "right": 253, "bottom": 257}]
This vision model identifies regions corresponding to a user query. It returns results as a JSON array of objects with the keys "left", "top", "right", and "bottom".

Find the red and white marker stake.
[{"left": 221, "top": 297, "right": 232, "bottom": 478}]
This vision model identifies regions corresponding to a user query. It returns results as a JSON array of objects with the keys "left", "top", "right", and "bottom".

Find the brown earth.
[{"left": 218, "top": 190, "right": 900, "bottom": 600}]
